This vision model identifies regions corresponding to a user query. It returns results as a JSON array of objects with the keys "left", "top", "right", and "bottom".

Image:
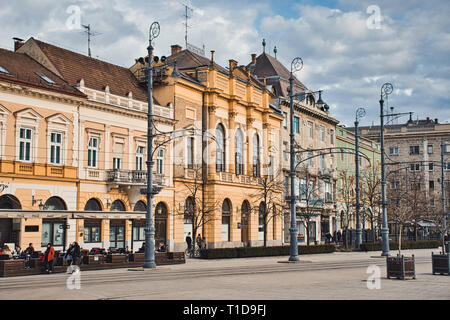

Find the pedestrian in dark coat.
[
  {"left": 72, "top": 242, "right": 81, "bottom": 265},
  {"left": 186, "top": 232, "right": 192, "bottom": 254}
]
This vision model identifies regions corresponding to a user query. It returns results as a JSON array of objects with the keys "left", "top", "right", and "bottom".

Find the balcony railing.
[{"left": 106, "top": 170, "right": 165, "bottom": 186}]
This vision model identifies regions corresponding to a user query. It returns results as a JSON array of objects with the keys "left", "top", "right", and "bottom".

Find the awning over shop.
[
  {"left": 0, "top": 210, "right": 147, "bottom": 220},
  {"left": 418, "top": 221, "right": 436, "bottom": 227}
]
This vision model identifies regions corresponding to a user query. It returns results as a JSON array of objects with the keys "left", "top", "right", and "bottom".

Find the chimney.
[
  {"left": 229, "top": 59, "right": 238, "bottom": 72},
  {"left": 171, "top": 44, "right": 182, "bottom": 55},
  {"left": 210, "top": 50, "right": 215, "bottom": 65},
  {"left": 251, "top": 54, "right": 257, "bottom": 65},
  {"left": 435, "top": 118, "right": 438, "bottom": 124},
  {"left": 13, "top": 37, "right": 24, "bottom": 52}
]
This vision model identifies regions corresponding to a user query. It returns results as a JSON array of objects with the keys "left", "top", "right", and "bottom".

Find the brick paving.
[{"left": 0, "top": 248, "right": 448, "bottom": 300}]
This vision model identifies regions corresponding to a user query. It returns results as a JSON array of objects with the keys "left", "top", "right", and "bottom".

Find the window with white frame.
[
  {"left": 307, "top": 121, "right": 313, "bottom": 138},
  {"left": 156, "top": 149, "right": 164, "bottom": 174},
  {"left": 187, "top": 136, "right": 194, "bottom": 169},
  {"left": 19, "top": 128, "right": 32, "bottom": 162},
  {"left": 113, "top": 157, "right": 121, "bottom": 169},
  {"left": 428, "top": 145, "right": 433, "bottom": 154},
  {"left": 330, "top": 129, "right": 334, "bottom": 144},
  {"left": 429, "top": 162, "right": 434, "bottom": 171},
  {"left": 320, "top": 126, "right": 325, "bottom": 142},
  {"left": 320, "top": 154, "right": 325, "bottom": 169},
  {"left": 389, "top": 147, "right": 399, "bottom": 155},
  {"left": 283, "top": 112, "right": 288, "bottom": 129},
  {"left": 410, "top": 163, "right": 420, "bottom": 171},
  {"left": 87, "top": 136, "right": 99, "bottom": 168},
  {"left": 136, "top": 146, "right": 144, "bottom": 170},
  {"left": 112, "top": 139, "right": 124, "bottom": 170},
  {"left": 49, "top": 132, "right": 62, "bottom": 165}
]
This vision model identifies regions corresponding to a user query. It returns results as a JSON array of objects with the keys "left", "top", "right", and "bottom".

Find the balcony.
[{"left": 106, "top": 170, "right": 166, "bottom": 187}]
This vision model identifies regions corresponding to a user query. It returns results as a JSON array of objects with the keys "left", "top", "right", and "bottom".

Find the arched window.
[
  {"left": 84, "top": 198, "right": 102, "bottom": 211},
  {"left": 235, "top": 128, "right": 244, "bottom": 175},
  {"left": 252, "top": 133, "right": 260, "bottom": 177},
  {"left": 133, "top": 200, "right": 146, "bottom": 212},
  {"left": 258, "top": 202, "right": 265, "bottom": 241},
  {"left": 216, "top": 124, "right": 225, "bottom": 172},
  {"left": 0, "top": 194, "right": 21, "bottom": 209},
  {"left": 241, "top": 200, "right": 250, "bottom": 245},
  {"left": 110, "top": 200, "right": 125, "bottom": 211},
  {"left": 44, "top": 196, "right": 67, "bottom": 210},
  {"left": 221, "top": 199, "right": 231, "bottom": 241}
]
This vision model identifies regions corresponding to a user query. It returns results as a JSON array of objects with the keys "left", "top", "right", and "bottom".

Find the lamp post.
[
  {"left": 355, "top": 107, "right": 366, "bottom": 248},
  {"left": 441, "top": 139, "right": 447, "bottom": 251},
  {"left": 143, "top": 21, "right": 160, "bottom": 269},
  {"left": 380, "top": 82, "right": 393, "bottom": 256},
  {"left": 288, "top": 57, "right": 303, "bottom": 261}
]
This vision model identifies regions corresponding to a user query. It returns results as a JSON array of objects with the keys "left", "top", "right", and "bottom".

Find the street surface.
[{"left": 0, "top": 248, "right": 448, "bottom": 300}]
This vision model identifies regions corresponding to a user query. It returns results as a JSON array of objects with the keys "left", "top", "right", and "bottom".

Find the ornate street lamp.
[
  {"left": 355, "top": 107, "right": 366, "bottom": 248},
  {"left": 143, "top": 21, "right": 160, "bottom": 269},
  {"left": 288, "top": 57, "right": 303, "bottom": 261},
  {"left": 380, "top": 82, "right": 393, "bottom": 257}
]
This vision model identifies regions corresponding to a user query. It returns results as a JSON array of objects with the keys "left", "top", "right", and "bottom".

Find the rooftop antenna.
[
  {"left": 273, "top": 46, "right": 278, "bottom": 59},
  {"left": 81, "top": 24, "right": 101, "bottom": 57},
  {"left": 182, "top": 1, "right": 193, "bottom": 49}
]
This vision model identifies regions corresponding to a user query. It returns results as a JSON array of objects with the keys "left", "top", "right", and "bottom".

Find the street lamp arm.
[{"left": 294, "top": 148, "right": 371, "bottom": 172}]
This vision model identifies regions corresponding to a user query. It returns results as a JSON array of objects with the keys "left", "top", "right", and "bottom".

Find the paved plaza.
[{"left": 0, "top": 248, "right": 449, "bottom": 300}]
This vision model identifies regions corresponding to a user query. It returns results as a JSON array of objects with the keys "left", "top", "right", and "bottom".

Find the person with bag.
[
  {"left": 64, "top": 243, "right": 74, "bottom": 266},
  {"left": 42, "top": 243, "right": 55, "bottom": 274}
]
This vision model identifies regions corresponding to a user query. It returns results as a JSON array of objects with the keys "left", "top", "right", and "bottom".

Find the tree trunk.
[
  {"left": 414, "top": 222, "right": 418, "bottom": 241},
  {"left": 306, "top": 223, "right": 310, "bottom": 246},
  {"left": 398, "top": 224, "right": 402, "bottom": 256}
]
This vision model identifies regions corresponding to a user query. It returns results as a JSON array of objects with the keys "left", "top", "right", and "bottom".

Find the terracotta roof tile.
[
  {"left": 32, "top": 38, "right": 148, "bottom": 102},
  {"left": 0, "top": 48, "right": 84, "bottom": 97}
]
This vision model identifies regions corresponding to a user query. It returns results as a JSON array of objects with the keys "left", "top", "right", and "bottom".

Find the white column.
[
  {"left": 105, "top": 125, "right": 110, "bottom": 170},
  {"left": 128, "top": 129, "right": 134, "bottom": 171}
]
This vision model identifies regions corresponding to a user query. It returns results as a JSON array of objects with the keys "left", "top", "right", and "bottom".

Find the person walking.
[
  {"left": 72, "top": 242, "right": 81, "bottom": 265},
  {"left": 64, "top": 243, "right": 74, "bottom": 266},
  {"left": 42, "top": 243, "right": 55, "bottom": 273},
  {"left": 185, "top": 232, "right": 192, "bottom": 255}
]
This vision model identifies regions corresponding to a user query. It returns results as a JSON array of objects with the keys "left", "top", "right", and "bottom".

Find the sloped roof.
[
  {"left": 249, "top": 52, "right": 307, "bottom": 97},
  {"left": 28, "top": 38, "right": 148, "bottom": 102},
  {"left": 166, "top": 49, "right": 229, "bottom": 74},
  {"left": 0, "top": 48, "right": 84, "bottom": 97}
]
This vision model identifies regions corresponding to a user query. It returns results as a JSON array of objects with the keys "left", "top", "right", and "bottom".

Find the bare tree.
[
  {"left": 250, "top": 170, "right": 284, "bottom": 247},
  {"left": 425, "top": 191, "right": 449, "bottom": 254},
  {"left": 295, "top": 166, "right": 326, "bottom": 246},
  {"left": 337, "top": 169, "right": 355, "bottom": 249},
  {"left": 175, "top": 164, "right": 220, "bottom": 256},
  {"left": 360, "top": 163, "right": 382, "bottom": 242}
]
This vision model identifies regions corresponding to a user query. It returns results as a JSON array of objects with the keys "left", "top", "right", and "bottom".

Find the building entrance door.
[{"left": 0, "top": 219, "right": 12, "bottom": 246}]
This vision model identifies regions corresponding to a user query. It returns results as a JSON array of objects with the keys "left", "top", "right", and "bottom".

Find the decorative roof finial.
[
  {"left": 274, "top": 46, "right": 277, "bottom": 59},
  {"left": 262, "top": 38, "right": 266, "bottom": 53}
]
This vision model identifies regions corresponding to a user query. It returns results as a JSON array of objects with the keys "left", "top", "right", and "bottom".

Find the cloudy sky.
[{"left": 1, "top": 0, "right": 449, "bottom": 126}]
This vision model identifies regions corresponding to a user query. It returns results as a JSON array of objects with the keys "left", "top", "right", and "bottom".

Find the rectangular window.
[
  {"left": 330, "top": 130, "right": 334, "bottom": 144},
  {"left": 429, "top": 163, "right": 434, "bottom": 171},
  {"left": 283, "top": 112, "right": 288, "bottom": 129},
  {"left": 156, "top": 149, "right": 164, "bottom": 174},
  {"left": 113, "top": 157, "right": 121, "bottom": 169},
  {"left": 410, "top": 163, "right": 420, "bottom": 171},
  {"left": 320, "top": 154, "right": 325, "bottom": 169},
  {"left": 390, "top": 181, "right": 400, "bottom": 189},
  {"left": 308, "top": 151, "right": 313, "bottom": 167},
  {"left": 136, "top": 146, "right": 144, "bottom": 170},
  {"left": 88, "top": 137, "right": 98, "bottom": 168},
  {"left": 429, "top": 180, "right": 435, "bottom": 190},
  {"left": 133, "top": 226, "right": 145, "bottom": 241},
  {"left": 83, "top": 226, "right": 101, "bottom": 243},
  {"left": 428, "top": 145, "right": 433, "bottom": 154},
  {"left": 42, "top": 222, "right": 64, "bottom": 246},
  {"left": 410, "top": 145, "right": 419, "bottom": 155},
  {"left": 49, "top": 132, "right": 62, "bottom": 164},
  {"left": 187, "top": 137, "right": 194, "bottom": 169},
  {"left": 320, "top": 126, "right": 325, "bottom": 142},
  {"left": 19, "top": 128, "right": 32, "bottom": 161},
  {"left": 294, "top": 116, "right": 300, "bottom": 134},
  {"left": 389, "top": 147, "right": 399, "bottom": 155},
  {"left": 307, "top": 122, "right": 313, "bottom": 138}
]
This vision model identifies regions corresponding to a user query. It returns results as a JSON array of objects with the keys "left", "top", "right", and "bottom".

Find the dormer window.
[
  {"left": 0, "top": 66, "right": 10, "bottom": 75},
  {"left": 36, "top": 72, "right": 56, "bottom": 85}
]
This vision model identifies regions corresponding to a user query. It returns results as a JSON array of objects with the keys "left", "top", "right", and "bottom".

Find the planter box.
[
  {"left": 431, "top": 252, "right": 450, "bottom": 275},
  {"left": 83, "top": 255, "right": 105, "bottom": 265},
  {"left": 105, "top": 254, "right": 127, "bottom": 264},
  {"left": 386, "top": 255, "right": 416, "bottom": 280},
  {"left": 129, "top": 253, "right": 145, "bottom": 263}
]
